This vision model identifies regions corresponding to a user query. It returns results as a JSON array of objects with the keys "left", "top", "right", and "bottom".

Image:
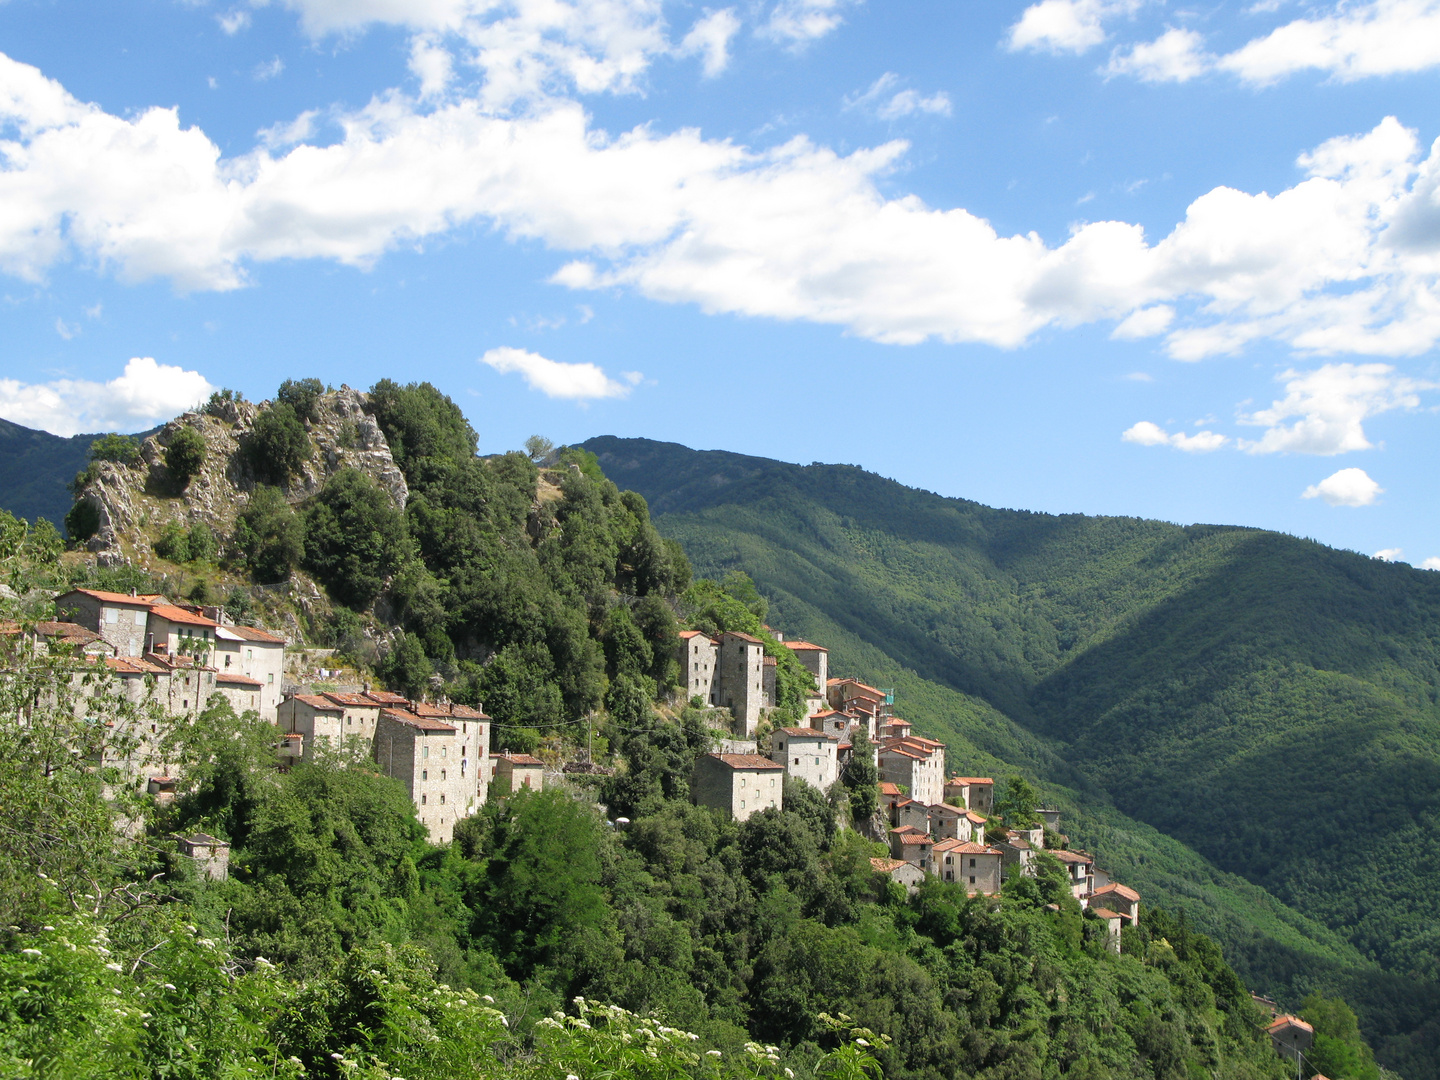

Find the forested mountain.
[
  {"left": 583, "top": 435, "right": 1440, "bottom": 1080},
  {"left": 0, "top": 417, "right": 106, "bottom": 529}
]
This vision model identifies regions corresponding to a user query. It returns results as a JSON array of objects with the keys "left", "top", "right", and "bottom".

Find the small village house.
[
  {"left": 769, "top": 726, "right": 839, "bottom": 791},
  {"left": 781, "top": 639, "right": 828, "bottom": 694},
  {"left": 1051, "top": 849, "right": 1095, "bottom": 900},
  {"left": 493, "top": 753, "right": 545, "bottom": 794},
  {"left": 176, "top": 833, "right": 231, "bottom": 881},
  {"left": 945, "top": 776, "right": 994, "bottom": 814},
  {"left": 373, "top": 708, "right": 476, "bottom": 844},
  {"left": 1089, "top": 906, "right": 1124, "bottom": 953},
  {"left": 933, "top": 839, "right": 1003, "bottom": 894},
  {"left": 870, "top": 857, "right": 925, "bottom": 892},
  {"left": 889, "top": 826, "right": 934, "bottom": 873},
  {"left": 692, "top": 752, "right": 784, "bottom": 820},
  {"left": 1091, "top": 882, "right": 1140, "bottom": 926},
  {"left": 878, "top": 736, "right": 946, "bottom": 807},
  {"left": 678, "top": 630, "right": 717, "bottom": 703}
]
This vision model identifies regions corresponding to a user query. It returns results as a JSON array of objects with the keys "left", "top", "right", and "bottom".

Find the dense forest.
[{"left": 584, "top": 436, "right": 1440, "bottom": 1080}]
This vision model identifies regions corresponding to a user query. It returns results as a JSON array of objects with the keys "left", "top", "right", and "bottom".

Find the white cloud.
[
  {"left": 1105, "top": 28, "right": 1209, "bottom": 82},
  {"left": 1220, "top": 0, "right": 1440, "bottom": 85},
  {"left": 253, "top": 56, "right": 285, "bottom": 81},
  {"left": 1123, "top": 371, "right": 1154, "bottom": 381},
  {"left": 1421, "top": 556, "right": 1440, "bottom": 569},
  {"left": 258, "top": 109, "right": 319, "bottom": 150},
  {"left": 762, "top": 0, "right": 855, "bottom": 46},
  {"left": 409, "top": 36, "right": 455, "bottom": 98},
  {"left": 678, "top": 9, "right": 740, "bottom": 78},
  {"left": 1238, "top": 362, "right": 1431, "bottom": 454},
  {"left": 1122, "top": 420, "right": 1228, "bottom": 451},
  {"left": 1373, "top": 546, "right": 1403, "bottom": 559},
  {"left": 1007, "top": 0, "right": 1142, "bottom": 54},
  {"left": 0, "top": 357, "right": 214, "bottom": 437},
  {"left": 1112, "top": 304, "right": 1174, "bottom": 339},
  {"left": 218, "top": 10, "right": 252, "bottom": 34},
  {"left": 845, "top": 73, "right": 952, "bottom": 121},
  {"left": 1302, "top": 467, "right": 1384, "bottom": 505},
  {"left": 7, "top": 54, "right": 1440, "bottom": 355},
  {"left": 479, "top": 346, "right": 634, "bottom": 399},
  {"left": 54, "top": 316, "right": 78, "bottom": 340}
]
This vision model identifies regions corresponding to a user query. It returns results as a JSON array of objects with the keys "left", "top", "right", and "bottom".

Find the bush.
[
  {"left": 87, "top": 432, "right": 139, "bottom": 465},
  {"left": 302, "top": 468, "right": 410, "bottom": 609},
  {"left": 153, "top": 521, "right": 217, "bottom": 564},
  {"left": 276, "top": 377, "right": 325, "bottom": 423},
  {"left": 203, "top": 387, "right": 244, "bottom": 417},
  {"left": 165, "top": 425, "right": 207, "bottom": 491},
  {"left": 233, "top": 486, "right": 305, "bottom": 584},
  {"left": 377, "top": 631, "right": 433, "bottom": 701},
  {"left": 63, "top": 498, "right": 100, "bottom": 544},
  {"left": 245, "top": 403, "right": 312, "bottom": 485}
]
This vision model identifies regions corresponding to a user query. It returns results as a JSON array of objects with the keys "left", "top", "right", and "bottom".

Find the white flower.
[
  {"left": 163, "top": 983, "right": 177, "bottom": 991},
  {"left": 482, "top": 994, "right": 495, "bottom": 1003},
  {"left": 105, "top": 962, "right": 123, "bottom": 972},
  {"left": 20, "top": 948, "right": 41, "bottom": 957},
  {"left": 41, "top": 926, "right": 54, "bottom": 931},
  {"left": 706, "top": 1050, "right": 723, "bottom": 1058},
  {"left": 855, "top": 1038, "right": 870, "bottom": 1047},
  {"left": 786, "top": 1070, "right": 795, "bottom": 1078},
  {"left": 567, "top": 1074, "right": 580, "bottom": 1080}
]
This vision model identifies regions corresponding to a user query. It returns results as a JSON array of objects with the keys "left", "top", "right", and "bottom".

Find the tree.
[
  {"left": 377, "top": 631, "right": 434, "bottom": 701},
  {"left": 842, "top": 727, "right": 879, "bottom": 821},
  {"left": 87, "top": 433, "right": 139, "bottom": 465},
  {"left": 995, "top": 775, "right": 1039, "bottom": 827},
  {"left": 1301, "top": 995, "right": 1381, "bottom": 1080},
  {"left": 233, "top": 486, "right": 305, "bottom": 583},
  {"left": 276, "top": 377, "right": 325, "bottom": 422},
  {"left": 367, "top": 379, "right": 477, "bottom": 476},
  {"left": 525, "top": 435, "right": 555, "bottom": 464},
  {"left": 165, "top": 425, "right": 207, "bottom": 491},
  {"left": 245, "top": 402, "right": 312, "bottom": 485},
  {"left": 302, "top": 468, "right": 411, "bottom": 609}
]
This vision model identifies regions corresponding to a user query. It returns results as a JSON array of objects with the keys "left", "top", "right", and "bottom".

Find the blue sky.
[{"left": 2, "top": 0, "right": 1440, "bottom": 565}]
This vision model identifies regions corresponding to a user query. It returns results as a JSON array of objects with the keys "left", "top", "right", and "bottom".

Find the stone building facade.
[
  {"left": 782, "top": 640, "right": 828, "bottom": 694},
  {"left": 373, "top": 709, "right": 476, "bottom": 844},
  {"left": 933, "top": 839, "right": 1003, "bottom": 894},
  {"left": 692, "top": 752, "right": 784, "bottom": 820},
  {"left": 678, "top": 630, "right": 718, "bottom": 703},
  {"left": 715, "top": 632, "right": 767, "bottom": 737},
  {"left": 878, "top": 737, "right": 946, "bottom": 807},
  {"left": 768, "top": 726, "right": 839, "bottom": 792}
]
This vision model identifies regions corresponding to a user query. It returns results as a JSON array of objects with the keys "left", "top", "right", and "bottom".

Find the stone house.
[
  {"left": 996, "top": 831, "right": 1037, "bottom": 877},
  {"left": 692, "top": 752, "right": 784, "bottom": 821},
  {"left": 928, "top": 801, "right": 965, "bottom": 839},
  {"left": 1091, "top": 882, "right": 1140, "bottom": 926},
  {"left": 1038, "top": 808, "right": 1062, "bottom": 831},
  {"left": 215, "top": 672, "right": 264, "bottom": 715},
  {"left": 870, "top": 856, "right": 926, "bottom": 892},
  {"left": 144, "top": 603, "right": 222, "bottom": 660},
  {"left": 878, "top": 718, "right": 913, "bottom": 740},
  {"left": 1051, "top": 849, "right": 1095, "bottom": 900},
  {"left": 762, "top": 656, "right": 777, "bottom": 707},
  {"left": 176, "top": 833, "right": 230, "bottom": 881},
  {"left": 373, "top": 708, "right": 476, "bottom": 844},
  {"left": 716, "top": 632, "right": 767, "bottom": 737},
  {"left": 678, "top": 630, "right": 718, "bottom": 703},
  {"left": 889, "top": 827, "right": 934, "bottom": 873},
  {"left": 1266, "top": 1016, "right": 1314, "bottom": 1066},
  {"left": 212, "top": 624, "right": 286, "bottom": 716},
  {"left": 826, "top": 678, "right": 888, "bottom": 718},
  {"left": 782, "top": 640, "right": 828, "bottom": 695},
  {"left": 891, "top": 798, "right": 932, "bottom": 833},
  {"left": 319, "top": 691, "right": 384, "bottom": 744},
  {"left": 493, "top": 753, "right": 545, "bottom": 794},
  {"left": 1089, "top": 907, "right": 1124, "bottom": 954},
  {"left": 53, "top": 588, "right": 164, "bottom": 657},
  {"left": 276, "top": 693, "right": 348, "bottom": 760},
  {"left": 945, "top": 776, "right": 994, "bottom": 814},
  {"left": 0, "top": 620, "right": 115, "bottom": 658},
  {"left": 768, "top": 726, "right": 839, "bottom": 791},
  {"left": 365, "top": 689, "right": 410, "bottom": 708},
  {"left": 809, "top": 709, "right": 850, "bottom": 740},
  {"left": 878, "top": 737, "right": 945, "bottom": 807},
  {"left": 962, "top": 810, "right": 988, "bottom": 843},
  {"left": 933, "top": 839, "right": 1003, "bottom": 894}
]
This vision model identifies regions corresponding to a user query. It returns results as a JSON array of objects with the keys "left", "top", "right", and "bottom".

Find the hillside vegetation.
[{"left": 583, "top": 435, "right": 1440, "bottom": 1080}]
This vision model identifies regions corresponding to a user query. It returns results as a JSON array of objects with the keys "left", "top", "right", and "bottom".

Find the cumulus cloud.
[
  {"left": 8, "top": 53, "right": 1440, "bottom": 354},
  {"left": 0, "top": 357, "right": 214, "bottom": 437},
  {"left": 1422, "top": 556, "right": 1440, "bottom": 569},
  {"left": 409, "top": 36, "right": 455, "bottom": 98},
  {"left": 253, "top": 57, "right": 285, "bottom": 81},
  {"left": 677, "top": 8, "right": 740, "bottom": 77},
  {"left": 1121, "top": 421, "right": 1228, "bottom": 451},
  {"left": 762, "top": 0, "right": 855, "bottom": 45},
  {"left": 1111, "top": 304, "right": 1174, "bottom": 339},
  {"left": 1105, "top": 28, "right": 1209, "bottom": 82},
  {"left": 218, "top": 10, "right": 252, "bottom": 35},
  {"left": 1007, "top": 0, "right": 1142, "bottom": 54},
  {"left": 1302, "top": 467, "right": 1384, "bottom": 506},
  {"left": 844, "top": 73, "right": 951, "bottom": 120},
  {"left": 1238, "top": 362, "right": 1432, "bottom": 455},
  {"left": 479, "top": 346, "right": 635, "bottom": 399},
  {"left": 1373, "top": 546, "right": 1403, "bottom": 559}
]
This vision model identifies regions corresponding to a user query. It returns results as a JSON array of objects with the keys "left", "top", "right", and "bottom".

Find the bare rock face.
[{"left": 74, "top": 386, "right": 409, "bottom": 567}]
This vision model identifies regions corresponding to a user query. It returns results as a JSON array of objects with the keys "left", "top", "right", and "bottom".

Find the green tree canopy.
[
  {"left": 233, "top": 485, "right": 305, "bottom": 583},
  {"left": 302, "top": 468, "right": 411, "bottom": 609},
  {"left": 165, "top": 424, "right": 207, "bottom": 491}
]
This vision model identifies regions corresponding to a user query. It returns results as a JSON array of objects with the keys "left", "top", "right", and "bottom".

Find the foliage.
[
  {"left": 245, "top": 401, "right": 312, "bottom": 485},
  {"left": 368, "top": 379, "right": 477, "bottom": 472},
  {"left": 164, "top": 425, "right": 207, "bottom": 491},
  {"left": 994, "top": 775, "right": 1040, "bottom": 827},
  {"left": 378, "top": 631, "right": 435, "bottom": 701},
  {"left": 303, "top": 468, "right": 411, "bottom": 609},
  {"left": 840, "top": 727, "right": 878, "bottom": 822},
  {"left": 87, "top": 432, "right": 140, "bottom": 466},
  {"left": 203, "top": 387, "right": 244, "bottom": 416},
  {"left": 276, "top": 377, "right": 325, "bottom": 422},
  {"left": 1301, "top": 995, "right": 1382, "bottom": 1080},
  {"left": 525, "top": 434, "right": 556, "bottom": 464},
  {"left": 232, "top": 485, "right": 305, "bottom": 584},
  {"left": 154, "top": 521, "right": 217, "bottom": 564},
  {"left": 64, "top": 497, "right": 100, "bottom": 544}
]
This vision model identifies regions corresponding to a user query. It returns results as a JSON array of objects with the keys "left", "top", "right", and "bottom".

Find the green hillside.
[
  {"left": 583, "top": 435, "right": 1440, "bottom": 1080},
  {"left": 0, "top": 418, "right": 101, "bottom": 529}
]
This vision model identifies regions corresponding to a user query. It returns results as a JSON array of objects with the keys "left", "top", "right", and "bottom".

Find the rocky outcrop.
[{"left": 76, "top": 386, "right": 409, "bottom": 567}]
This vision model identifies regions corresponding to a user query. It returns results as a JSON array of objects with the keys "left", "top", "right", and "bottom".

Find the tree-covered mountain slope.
[
  {"left": 0, "top": 417, "right": 105, "bottom": 529},
  {"left": 583, "top": 435, "right": 1440, "bottom": 1080}
]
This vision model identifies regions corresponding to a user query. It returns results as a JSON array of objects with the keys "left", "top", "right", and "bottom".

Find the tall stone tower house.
[{"left": 717, "top": 631, "right": 766, "bottom": 737}]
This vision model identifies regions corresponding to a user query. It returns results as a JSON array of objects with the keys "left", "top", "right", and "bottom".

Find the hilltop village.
[{"left": 20, "top": 585, "right": 1143, "bottom": 948}]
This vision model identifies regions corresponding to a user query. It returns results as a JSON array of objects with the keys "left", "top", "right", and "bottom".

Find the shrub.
[
  {"left": 245, "top": 403, "right": 312, "bottom": 485},
  {"left": 87, "top": 432, "right": 139, "bottom": 465},
  {"left": 377, "top": 631, "right": 433, "bottom": 700},
  {"left": 63, "top": 498, "right": 100, "bottom": 544},
  {"left": 165, "top": 425, "right": 207, "bottom": 491},
  {"left": 276, "top": 377, "right": 325, "bottom": 423},
  {"left": 233, "top": 486, "right": 305, "bottom": 584},
  {"left": 153, "top": 522, "right": 217, "bottom": 564},
  {"left": 203, "top": 387, "right": 244, "bottom": 417},
  {"left": 302, "top": 468, "right": 410, "bottom": 609}
]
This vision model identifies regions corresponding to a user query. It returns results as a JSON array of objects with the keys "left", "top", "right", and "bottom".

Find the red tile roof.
[
  {"left": 1094, "top": 882, "right": 1140, "bottom": 903},
  {"left": 879, "top": 782, "right": 902, "bottom": 796},
  {"left": 106, "top": 656, "right": 166, "bottom": 675},
  {"left": 1266, "top": 1016, "right": 1314, "bottom": 1035},
  {"left": 722, "top": 630, "right": 765, "bottom": 645},
  {"left": 929, "top": 802, "right": 963, "bottom": 816},
  {"left": 945, "top": 841, "right": 1001, "bottom": 855},
  {"left": 709, "top": 752, "right": 784, "bottom": 770},
  {"left": 291, "top": 693, "right": 343, "bottom": 712},
  {"left": 379, "top": 708, "right": 455, "bottom": 732},
  {"left": 366, "top": 690, "right": 410, "bottom": 705},
  {"left": 498, "top": 753, "right": 544, "bottom": 766},
  {"left": 782, "top": 640, "right": 827, "bottom": 652},
  {"left": 869, "top": 857, "right": 909, "bottom": 873},
  {"left": 1090, "top": 906, "right": 1123, "bottom": 920},
  {"left": 448, "top": 704, "right": 490, "bottom": 719},
  {"left": 225, "top": 625, "right": 286, "bottom": 644},
  {"left": 949, "top": 776, "right": 993, "bottom": 786},
  {"left": 148, "top": 604, "right": 219, "bottom": 628},
  {"left": 58, "top": 588, "right": 165, "bottom": 606},
  {"left": 323, "top": 692, "right": 377, "bottom": 707},
  {"left": 678, "top": 630, "right": 713, "bottom": 641},
  {"left": 217, "top": 673, "right": 263, "bottom": 687},
  {"left": 775, "top": 726, "right": 838, "bottom": 740}
]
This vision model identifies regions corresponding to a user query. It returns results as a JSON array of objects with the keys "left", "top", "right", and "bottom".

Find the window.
[
  {"left": 441, "top": 746, "right": 447, "bottom": 758},
  {"left": 347, "top": 716, "right": 352, "bottom": 725},
  {"left": 969, "top": 858, "right": 975, "bottom": 867},
  {"left": 739, "top": 800, "right": 746, "bottom": 809},
  {"left": 422, "top": 794, "right": 427, "bottom": 805},
  {"left": 422, "top": 769, "right": 428, "bottom": 781},
  {"left": 247, "top": 649, "right": 253, "bottom": 660},
  {"left": 440, "top": 793, "right": 446, "bottom": 804},
  {"left": 106, "top": 609, "right": 118, "bottom": 625},
  {"left": 440, "top": 769, "right": 446, "bottom": 780},
  {"left": 970, "top": 876, "right": 976, "bottom": 885},
  {"left": 225, "top": 655, "right": 231, "bottom": 668},
  {"left": 794, "top": 758, "right": 799, "bottom": 765},
  {"left": 739, "top": 777, "right": 746, "bottom": 788},
  {"left": 267, "top": 674, "right": 274, "bottom": 684},
  {"left": 423, "top": 745, "right": 429, "bottom": 760}
]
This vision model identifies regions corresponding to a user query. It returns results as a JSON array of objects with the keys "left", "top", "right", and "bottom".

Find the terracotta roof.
[
  {"left": 949, "top": 776, "right": 993, "bottom": 785},
  {"left": 379, "top": 707, "right": 455, "bottom": 732},
  {"left": 893, "top": 834, "right": 931, "bottom": 847},
  {"left": 409, "top": 702, "right": 454, "bottom": 718},
  {"left": 869, "top": 857, "right": 910, "bottom": 873},
  {"left": 448, "top": 704, "right": 489, "bottom": 719},
  {"left": 678, "top": 630, "right": 713, "bottom": 641},
  {"left": 149, "top": 604, "right": 219, "bottom": 628},
  {"left": 890, "top": 824, "right": 925, "bottom": 836},
  {"left": 498, "top": 753, "right": 544, "bottom": 766},
  {"left": 57, "top": 588, "right": 165, "bottom": 606},
  {"left": 106, "top": 656, "right": 166, "bottom": 675},
  {"left": 775, "top": 726, "right": 838, "bottom": 740},
  {"left": 323, "top": 692, "right": 376, "bottom": 707},
  {"left": 964, "top": 811, "right": 988, "bottom": 823},
  {"left": 932, "top": 837, "right": 974, "bottom": 852},
  {"left": 1050, "top": 849, "right": 1093, "bottom": 864},
  {"left": 143, "top": 652, "right": 214, "bottom": 672},
  {"left": 1094, "top": 882, "right": 1140, "bottom": 902},
  {"left": 217, "top": 673, "right": 263, "bottom": 687},
  {"left": 1090, "top": 907, "right": 1123, "bottom": 920},
  {"left": 224, "top": 625, "right": 286, "bottom": 644},
  {"left": 722, "top": 630, "right": 764, "bottom": 645},
  {"left": 290, "top": 693, "right": 343, "bottom": 712},
  {"left": 881, "top": 746, "right": 926, "bottom": 761},
  {"left": 879, "top": 782, "right": 902, "bottom": 796},
  {"left": 366, "top": 690, "right": 410, "bottom": 705},
  {"left": 809, "top": 709, "right": 843, "bottom": 721},
  {"left": 929, "top": 802, "right": 963, "bottom": 816},
  {"left": 893, "top": 797, "right": 918, "bottom": 808},
  {"left": 1267, "top": 1016, "right": 1314, "bottom": 1035},
  {"left": 946, "top": 841, "right": 1001, "bottom": 855},
  {"left": 33, "top": 620, "right": 107, "bottom": 644},
  {"left": 709, "top": 752, "right": 784, "bottom": 770},
  {"left": 1001, "top": 837, "right": 1032, "bottom": 850},
  {"left": 782, "top": 640, "right": 827, "bottom": 652}
]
